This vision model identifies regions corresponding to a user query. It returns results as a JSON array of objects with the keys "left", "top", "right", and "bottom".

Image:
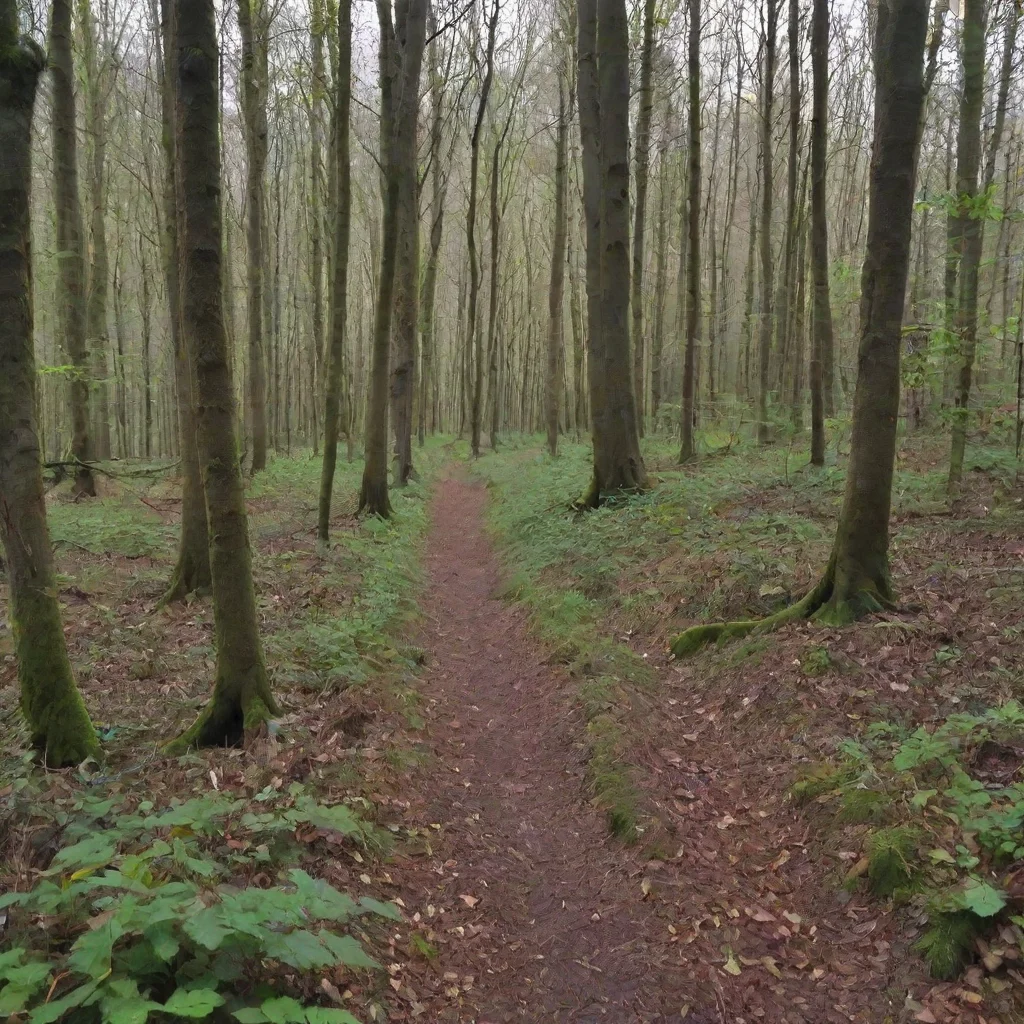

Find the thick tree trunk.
[
  {"left": 0, "top": 19, "right": 98, "bottom": 767},
  {"left": 631, "top": 0, "right": 656, "bottom": 434},
  {"left": 167, "top": 0, "right": 278, "bottom": 750},
  {"left": 577, "top": 0, "right": 648, "bottom": 505},
  {"left": 317, "top": 0, "right": 352, "bottom": 544},
  {"left": 238, "top": 0, "right": 269, "bottom": 474},
  {"left": 809, "top": 0, "right": 833, "bottom": 466},
  {"left": 546, "top": 73, "right": 569, "bottom": 457},
  {"left": 155, "top": 0, "right": 210, "bottom": 605},
  {"left": 679, "top": 0, "right": 701, "bottom": 463},
  {"left": 672, "top": 0, "right": 929, "bottom": 654},
  {"left": 756, "top": 0, "right": 779, "bottom": 444},
  {"left": 50, "top": 0, "right": 95, "bottom": 497}
]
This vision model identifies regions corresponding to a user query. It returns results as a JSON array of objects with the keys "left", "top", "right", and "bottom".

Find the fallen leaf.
[{"left": 460, "top": 894, "right": 479, "bottom": 908}]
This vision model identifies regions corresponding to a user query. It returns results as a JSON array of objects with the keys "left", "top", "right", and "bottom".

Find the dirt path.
[{"left": 393, "top": 474, "right": 707, "bottom": 1022}]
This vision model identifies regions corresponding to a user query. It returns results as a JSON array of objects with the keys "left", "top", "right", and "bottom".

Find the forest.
[{"left": 1, "top": 0, "right": 1023, "bottom": 1018}]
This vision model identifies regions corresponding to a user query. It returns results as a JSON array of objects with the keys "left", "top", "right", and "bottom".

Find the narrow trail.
[{"left": 398, "top": 473, "right": 704, "bottom": 1022}]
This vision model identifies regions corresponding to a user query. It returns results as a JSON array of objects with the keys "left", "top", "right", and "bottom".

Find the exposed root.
[{"left": 165, "top": 676, "right": 278, "bottom": 754}]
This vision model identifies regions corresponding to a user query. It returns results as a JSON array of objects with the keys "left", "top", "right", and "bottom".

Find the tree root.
[
  {"left": 165, "top": 680, "right": 278, "bottom": 754},
  {"left": 670, "top": 562, "right": 895, "bottom": 657}
]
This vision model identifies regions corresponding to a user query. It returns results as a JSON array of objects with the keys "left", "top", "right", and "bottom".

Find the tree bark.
[
  {"left": 546, "top": 71, "right": 569, "bottom": 457},
  {"left": 238, "top": 0, "right": 269, "bottom": 474},
  {"left": 679, "top": 0, "right": 701, "bottom": 463},
  {"left": 50, "top": 0, "right": 95, "bottom": 497},
  {"left": 167, "top": 0, "right": 278, "bottom": 750},
  {"left": 0, "top": 16, "right": 99, "bottom": 767},
  {"left": 577, "top": 0, "right": 648, "bottom": 505},
  {"left": 317, "top": 0, "right": 352, "bottom": 543},
  {"left": 809, "top": 0, "right": 833, "bottom": 466},
  {"left": 631, "top": 0, "right": 656, "bottom": 433}
]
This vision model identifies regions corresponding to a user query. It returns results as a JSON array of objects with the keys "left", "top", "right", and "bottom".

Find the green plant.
[
  {"left": 0, "top": 790, "right": 397, "bottom": 1024},
  {"left": 865, "top": 827, "right": 919, "bottom": 896}
]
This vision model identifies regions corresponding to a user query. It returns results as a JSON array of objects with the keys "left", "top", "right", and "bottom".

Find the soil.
[{"left": 389, "top": 472, "right": 710, "bottom": 1022}]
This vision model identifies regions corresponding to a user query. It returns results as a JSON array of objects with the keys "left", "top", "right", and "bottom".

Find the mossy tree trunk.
[
  {"left": 50, "top": 0, "right": 95, "bottom": 498},
  {"left": 167, "top": 0, "right": 278, "bottom": 751},
  {"left": 809, "top": 0, "right": 834, "bottom": 467},
  {"left": 577, "top": 0, "right": 648, "bottom": 506},
  {"left": 672, "top": 0, "right": 930, "bottom": 656},
  {"left": 317, "top": 0, "right": 352, "bottom": 544},
  {"left": 0, "top": 15, "right": 99, "bottom": 767},
  {"left": 155, "top": 0, "right": 210, "bottom": 604},
  {"left": 238, "top": 0, "right": 270, "bottom": 475},
  {"left": 679, "top": 0, "right": 700, "bottom": 464}
]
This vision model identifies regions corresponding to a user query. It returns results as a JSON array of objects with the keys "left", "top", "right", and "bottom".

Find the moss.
[
  {"left": 587, "top": 713, "right": 639, "bottom": 842},
  {"left": 837, "top": 788, "right": 889, "bottom": 824},
  {"left": 865, "top": 827, "right": 919, "bottom": 897},
  {"left": 915, "top": 911, "right": 982, "bottom": 980}
]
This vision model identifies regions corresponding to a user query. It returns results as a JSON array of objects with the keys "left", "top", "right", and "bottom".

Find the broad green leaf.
[
  {"left": 304, "top": 1010, "right": 360, "bottom": 1024},
  {"left": 68, "top": 918, "right": 123, "bottom": 979},
  {"left": 0, "top": 948, "right": 27, "bottom": 972},
  {"left": 928, "top": 849, "right": 955, "bottom": 864},
  {"left": 101, "top": 995, "right": 160, "bottom": 1024},
  {"left": 260, "top": 996, "right": 307, "bottom": 1024},
  {"left": 263, "top": 930, "right": 335, "bottom": 970},
  {"left": 357, "top": 896, "right": 401, "bottom": 921},
  {"left": 29, "top": 981, "right": 100, "bottom": 1024},
  {"left": 162, "top": 987, "right": 226, "bottom": 1017},
  {"left": 961, "top": 879, "right": 1007, "bottom": 918},
  {"left": 317, "top": 931, "right": 378, "bottom": 970},
  {"left": 144, "top": 922, "right": 180, "bottom": 962},
  {"left": 48, "top": 835, "right": 117, "bottom": 872},
  {"left": 233, "top": 1009, "right": 269, "bottom": 1024},
  {"left": 286, "top": 870, "right": 357, "bottom": 922},
  {"left": 183, "top": 907, "right": 230, "bottom": 950},
  {"left": 0, "top": 986, "right": 36, "bottom": 1015}
]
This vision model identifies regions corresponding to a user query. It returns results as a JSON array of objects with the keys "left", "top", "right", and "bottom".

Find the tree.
[
  {"left": 50, "top": 0, "right": 95, "bottom": 497},
  {"left": 155, "top": 0, "right": 211, "bottom": 604},
  {"left": 0, "top": 7, "right": 99, "bottom": 767},
  {"left": 809, "top": 0, "right": 834, "bottom": 466},
  {"left": 546, "top": 61, "right": 569, "bottom": 457},
  {"left": 468, "top": 0, "right": 500, "bottom": 459},
  {"left": 167, "top": 0, "right": 278, "bottom": 750},
  {"left": 317, "top": 0, "right": 352, "bottom": 544},
  {"left": 679, "top": 0, "right": 701, "bottom": 463},
  {"left": 577, "top": 0, "right": 648, "bottom": 505},
  {"left": 672, "top": 0, "right": 930, "bottom": 654},
  {"left": 755, "top": 0, "right": 779, "bottom": 445},
  {"left": 238, "top": 0, "right": 270, "bottom": 474},
  {"left": 360, "top": 0, "right": 427, "bottom": 514},
  {"left": 631, "top": 0, "right": 656, "bottom": 433}
]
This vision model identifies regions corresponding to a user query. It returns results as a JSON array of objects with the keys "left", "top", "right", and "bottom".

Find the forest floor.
[{"left": 3, "top": 430, "right": 1024, "bottom": 1023}]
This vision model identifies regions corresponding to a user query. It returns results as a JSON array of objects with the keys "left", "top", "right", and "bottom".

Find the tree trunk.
[
  {"left": 809, "top": 0, "right": 833, "bottom": 466},
  {"left": 631, "top": 0, "right": 656, "bottom": 433},
  {"left": 649, "top": 117, "right": 670, "bottom": 427},
  {"left": 154, "top": 0, "right": 211, "bottom": 605},
  {"left": 679, "top": 0, "right": 701, "bottom": 463},
  {"left": 238, "top": 0, "right": 269, "bottom": 474},
  {"left": 577, "top": 0, "right": 648, "bottom": 505},
  {"left": 167, "top": 0, "right": 278, "bottom": 751},
  {"left": 0, "top": 17, "right": 98, "bottom": 767},
  {"left": 469, "top": 0, "right": 499, "bottom": 458},
  {"left": 756, "top": 0, "right": 779, "bottom": 444},
  {"left": 50, "top": 0, "right": 95, "bottom": 497},
  {"left": 317, "top": 0, "right": 352, "bottom": 544},
  {"left": 546, "top": 71, "right": 569, "bottom": 457}
]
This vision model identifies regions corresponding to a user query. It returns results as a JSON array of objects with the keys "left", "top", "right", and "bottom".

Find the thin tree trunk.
[
  {"left": 546, "top": 71, "right": 569, "bottom": 456},
  {"left": 679, "top": 0, "right": 701, "bottom": 462},
  {"left": 317, "top": 0, "right": 351, "bottom": 544},
  {"left": 50, "top": 0, "right": 95, "bottom": 497},
  {"left": 0, "top": 15, "right": 98, "bottom": 767},
  {"left": 167, "top": 0, "right": 278, "bottom": 751},
  {"left": 631, "top": 0, "right": 656, "bottom": 434}
]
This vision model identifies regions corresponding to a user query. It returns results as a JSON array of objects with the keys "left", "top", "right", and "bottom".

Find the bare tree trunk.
[
  {"left": 809, "top": 0, "right": 833, "bottom": 466},
  {"left": 546, "top": 71, "right": 569, "bottom": 456},
  {"left": 649, "top": 115, "right": 670, "bottom": 427},
  {"left": 317, "top": 0, "right": 351, "bottom": 543},
  {"left": 167, "top": 0, "right": 278, "bottom": 751},
  {"left": 756, "top": 0, "right": 779, "bottom": 444},
  {"left": 947, "top": 0, "right": 987, "bottom": 495},
  {"left": 0, "top": 14, "right": 98, "bottom": 766},
  {"left": 238, "top": 0, "right": 269, "bottom": 474},
  {"left": 679, "top": 0, "right": 701, "bottom": 462},
  {"left": 631, "top": 0, "right": 656, "bottom": 434},
  {"left": 50, "top": 0, "right": 95, "bottom": 497},
  {"left": 469, "top": 0, "right": 499, "bottom": 458},
  {"left": 577, "top": 0, "right": 648, "bottom": 505}
]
